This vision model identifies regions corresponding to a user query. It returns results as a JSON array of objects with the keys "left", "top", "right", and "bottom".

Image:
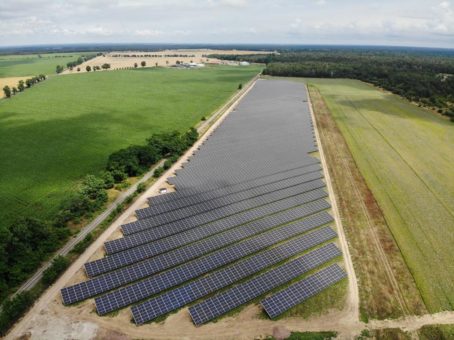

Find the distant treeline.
[{"left": 212, "top": 50, "right": 454, "bottom": 117}]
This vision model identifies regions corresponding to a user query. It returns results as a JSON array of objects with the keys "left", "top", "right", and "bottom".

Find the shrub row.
[
  {"left": 2, "top": 75, "right": 46, "bottom": 98},
  {"left": 56, "top": 55, "right": 97, "bottom": 73}
]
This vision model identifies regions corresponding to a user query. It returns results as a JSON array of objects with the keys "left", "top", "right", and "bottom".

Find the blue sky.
[{"left": 0, "top": 0, "right": 453, "bottom": 48}]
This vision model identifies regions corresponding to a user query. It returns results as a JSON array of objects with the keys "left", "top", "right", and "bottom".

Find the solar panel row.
[
  {"left": 130, "top": 243, "right": 340, "bottom": 324},
  {"left": 85, "top": 199, "right": 331, "bottom": 277},
  {"left": 188, "top": 240, "right": 342, "bottom": 326},
  {"left": 61, "top": 212, "right": 333, "bottom": 305},
  {"left": 135, "top": 170, "right": 322, "bottom": 221},
  {"left": 261, "top": 264, "right": 347, "bottom": 318},
  {"left": 98, "top": 232, "right": 338, "bottom": 316},
  {"left": 148, "top": 163, "right": 320, "bottom": 208},
  {"left": 122, "top": 179, "right": 326, "bottom": 235},
  {"left": 140, "top": 165, "right": 321, "bottom": 218},
  {"left": 168, "top": 157, "right": 318, "bottom": 190},
  {"left": 106, "top": 190, "right": 328, "bottom": 255}
]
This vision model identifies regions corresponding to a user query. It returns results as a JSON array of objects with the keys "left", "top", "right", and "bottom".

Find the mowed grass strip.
[
  {"left": 306, "top": 78, "right": 454, "bottom": 312},
  {"left": 0, "top": 53, "right": 86, "bottom": 78},
  {"left": 0, "top": 65, "right": 261, "bottom": 229}
]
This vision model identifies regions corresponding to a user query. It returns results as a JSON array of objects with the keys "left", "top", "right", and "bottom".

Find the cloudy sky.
[{"left": 0, "top": 0, "right": 453, "bottom": 48}]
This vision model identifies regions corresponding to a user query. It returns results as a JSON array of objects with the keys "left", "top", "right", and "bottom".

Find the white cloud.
[
  {"left": 134, "top": 29, "right": 162, "bottom": 37},
  {"left": 0, "top": 0, "right": 452, "bottom": 48}
]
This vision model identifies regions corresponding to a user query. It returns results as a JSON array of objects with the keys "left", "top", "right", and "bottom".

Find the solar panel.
[
  {"left": 146, "top": 164, "right": 321, "bottom": 216},
  {"left": 105, "top": 190, "right": 328, "bottom": 254},
  {"left": 188, "top": 240, "right": 341, "bottom": 326},
  {"left": 261, "top": 264, "right": 347, "bottom": 318},
  {"left": 134, "top": 171, "right": 322, "bottom": 221},
  {"left": 129, "top": 243, "right": 340, "bottom": 323},
  {"left": 86, "top": 199, "right": 331, "bottom": 277},
  {"left": 122, "top": 179, "right": 326, "bottom": 235},
  {"left": 148, "top": 162, "right": 321, "bottom": 207},
  {"left": 61, "top": 212, "right": 333, "bottom": 305}
]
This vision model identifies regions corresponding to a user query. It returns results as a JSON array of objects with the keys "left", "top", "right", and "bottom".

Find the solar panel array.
[
  {"left": 261, "top": 264, "right": 347, "bottom": 318},
  {"left": 105, "top": 189, "right": 327, "bottom": 254},
  {"left": 62, "top": 213, "right": 333, "bottom": 305},
  {"left": 188, "top": 241, "right": 341, "bottom": 326},
  {"left": 60, "top": 79, "right": 346, "bottom": 326},
  {"left": 122, "top": 177, "right": 325, "bottom": 235},
  {"left": 141, "top": 164, "right": 322, "bottom": 218},
  {"left": 101, "top": 231, "right": 337, "bottom": 317},
  {"left": 85, "top": 199, "right": 331, "bottom": 277}
]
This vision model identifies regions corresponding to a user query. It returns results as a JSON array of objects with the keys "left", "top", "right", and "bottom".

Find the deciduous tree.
[{"left": 3, "top": 86, "right": 11, "bottom": 98}]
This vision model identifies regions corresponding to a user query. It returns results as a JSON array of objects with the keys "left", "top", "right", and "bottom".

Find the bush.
[
  {"left": 163, "top": 159, "right": 172, "bottom": 170},
  {"left": 0, "top": 291, "right": 35, "bottom": 336},
  {"left": 56, "top": 175, "right": 107, "bottom": 224},
  {"left": 41, "top": 255, "right": 70, "bottom": 285},
  {"left": 147, "top": 131, "right": 185, "bottom": 156},
  {"left": 110, "top": 169, "right": 127, "bottom": 183},
  {"left": 107, "top": 145, "right": 159, "bottom": 177},
  {"left": 71, "top": 233, "right": 93, "bottom": 254},
  {"left": 153, "top": 166, "right": 165, "bottom": 178},
  {"left": 136, "top": 183, "right": 146, "bottom": 193},
  {"left": 100, "top": 171, "right": 114, "bottom": 189}
]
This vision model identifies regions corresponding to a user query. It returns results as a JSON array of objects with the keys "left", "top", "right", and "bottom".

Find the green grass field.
[
  {"left": 0, "top": 65, "right": 261, "bottom": 229},
  {"left": 0, "top": 53, "right": 87, "bottom": 78},
  {"left": 306, "top": 78, "right": 454, "bottom": 312}
]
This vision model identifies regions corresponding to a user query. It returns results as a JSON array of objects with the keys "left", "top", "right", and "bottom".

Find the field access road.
[{"left": 13, "top": 73, "right": 260, "bottom": 298}]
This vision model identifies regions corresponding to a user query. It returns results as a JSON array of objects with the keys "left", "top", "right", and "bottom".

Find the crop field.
[
  {"left": 0, "top": 53, "right": 85, "bottom": 78},
  {"left": 306, "top": 78, "right": 454, "bottom": 312},
  {"left": 0, "top": 65, "right": 261, "bottom": 230}
]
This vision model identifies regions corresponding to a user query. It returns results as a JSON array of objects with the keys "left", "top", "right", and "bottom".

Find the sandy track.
[{"left": 305, "top": 86, "right": 361, "bottom": 334}]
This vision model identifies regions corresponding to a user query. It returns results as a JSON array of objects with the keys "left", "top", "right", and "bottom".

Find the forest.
[{"left": 212, "top": 48, "right": 454, "bottom": 117}]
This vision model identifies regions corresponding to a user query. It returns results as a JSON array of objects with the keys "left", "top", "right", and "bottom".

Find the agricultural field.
[
  {"left": 0, "top": 65, "right": 261, "bottom": 230},
  {"left": 306, "top": 78, "right": 454, "bottom": 313},
  {"left": 0, "top": 53, "right": 87, "bottom": 78}
]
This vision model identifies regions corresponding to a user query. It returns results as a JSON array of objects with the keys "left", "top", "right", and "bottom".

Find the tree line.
[
  {"left": 211, "top": 49, "right": 454, "bottom": 119},
  {"left": 0, "top": 128, "right": 199, "bottom": 334},
  {"left": 56, "top": 54, "right": 97, "bottom": 73},
  {"left": 3, "top": 74, "right": 47, "bottom": 98}
]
